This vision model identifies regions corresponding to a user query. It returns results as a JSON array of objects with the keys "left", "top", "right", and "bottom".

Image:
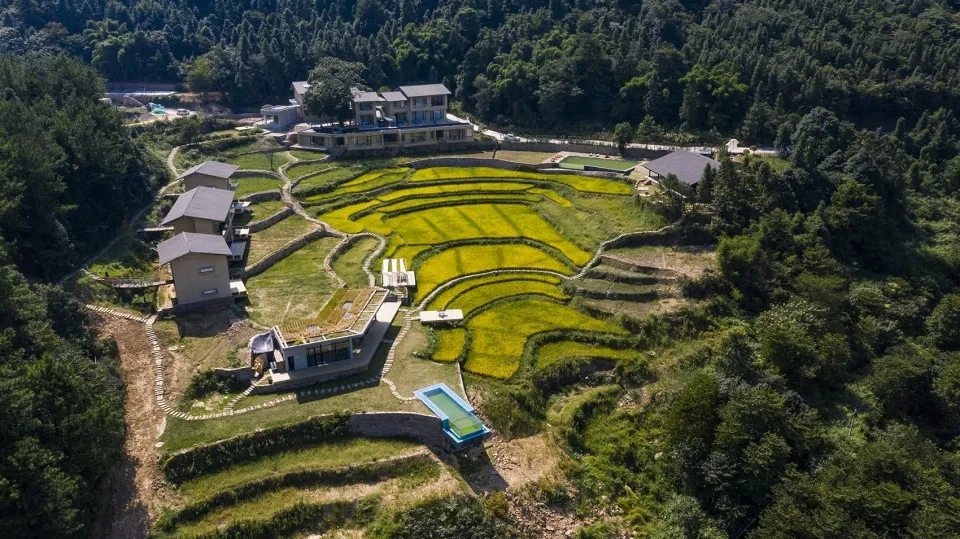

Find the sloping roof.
[
  {"left": 380, "top": 91, "right": 406, "bottom": 102},
  {"left": 157, "top": 232, "right": 232, "bottom": 265},
  {"left": 644, "top": 151, "right": 719, "bottom": 185},
  {"left": 292, "top": 81, "right": 309, "bottom": 95},
  {"left": 398, "top": 84, "right": 451, "bottom": 98},
  {"left": 176, "top": 161, "right": 239, "bottom": 180},
  {"left": 161, "top": 186, "right": 234, "bottom": 225},
  {"left": 352, "top": 89, "right": 385, "bottom": 103}
]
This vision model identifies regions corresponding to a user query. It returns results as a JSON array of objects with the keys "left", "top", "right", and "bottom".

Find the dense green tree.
[
  {"left": 927, "top": 295, "right": 960, "bottom": 351},
  {"left": 613, "top": 122, "right": 633, "bottom": 154},
  {"left": 303, "top": 57, "right": 366, "bottom": 124}
]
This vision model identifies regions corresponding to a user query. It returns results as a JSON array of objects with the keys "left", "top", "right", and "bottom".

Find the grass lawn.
[
  {"left": 292, "top": 167, "right": 360, "bottom": 192},
  {"left": 232, "top": 175, "right": 282, "bottom": 198},
  {"left": 178, "top": 438, "right": 421, "bottom": 501},
  {"left": 415, "top": 243, "right": 575, "bottom": 301},
  {"left": 232, "top": 199, "right": 287, "bottom": 227},
  {"left": 244, "top": 236, "right": 341, "bottom": 327},
  {"left": 535, "top": 341, "right": 640, "bottom": 369},
  {"left": 485, "top": 150, "right": 556, "bottom": 164},
  {"left": 225, "top": 151, "right": 292, "bottom": 172},
  {"left": 387, "top": 320, "right": 464, "bottom": 398},
  {"left": 743, "top": 154, "right": 792, "bottom": 172},
  {"left": 558, "top": 155, "right": 637, "bottom": 171},
  {"left": 409, "top": 166, "right": 634, "bottom": 195},
  {"left": 464, "top": 298, "right": 625, "bottom": 378},
  {"left": 288, "top": 149, "right": 327, "bottom": 161},
  {"left": 331, "top": 236, "right": 380, "bottom": 288},
  {"left": 87, "top": 227, "right": 158, "bottom": 279},
  {"left": 287, "top": 161, "right": 339, "bottom": 180},
  {"left": 246, "top": 216, "right": 319, "bottom": 266}
]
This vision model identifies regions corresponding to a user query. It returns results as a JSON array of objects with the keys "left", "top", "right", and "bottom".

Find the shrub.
[
  {"left": 366, "top": 493, "right": 516, "bottom": 539},
  {"left": 183, "top": 370, "right": 247, "bottom": 400}
]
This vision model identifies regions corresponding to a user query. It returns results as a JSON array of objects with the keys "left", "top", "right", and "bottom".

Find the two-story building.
[
  {"left": 295, "top": 83, "right": 472, "bottom": 152},
  {"left": 157, "top": 232, "right": 245, "bottom": 307},
  {"left": 158, "top": 185, "right": 249, "bottom": 308},
  {"left": 177, "top": 161, "right": 240, "bottom": 191}
]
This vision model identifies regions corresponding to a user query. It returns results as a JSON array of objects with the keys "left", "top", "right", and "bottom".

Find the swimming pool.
[
  {"left": 558, "top": 155, "right": 638, "bottom": 173},
  {"left": 414, "top": 383, "right": 489, "bottom": 445}
]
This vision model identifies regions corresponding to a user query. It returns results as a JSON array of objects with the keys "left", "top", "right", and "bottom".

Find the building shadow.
[{"left": 444, "top": 446, "right": 509, "bottom": 494}]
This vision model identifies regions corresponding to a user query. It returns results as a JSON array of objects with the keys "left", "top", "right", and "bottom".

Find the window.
[
  {"left": 202, "top": 288, "right": 218, "bottom": 296},
  {"left": 306, "top": 340, "right": 352, "bottom": 367},
  {"left": 198, "top": 266, "right": 214, "bottom": 274}
]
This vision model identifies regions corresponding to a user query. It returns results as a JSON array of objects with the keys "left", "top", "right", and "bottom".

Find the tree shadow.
[{"left": 93, "top": 453, "right": 149, "bottom": 539}]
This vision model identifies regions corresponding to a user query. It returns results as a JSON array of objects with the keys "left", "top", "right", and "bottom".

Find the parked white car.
[
  {"left": 503, "top": 134, "right": 521, "bottom": 142},
  {"left": 176, "top": 108, "right": 190, "bottom": 116}
]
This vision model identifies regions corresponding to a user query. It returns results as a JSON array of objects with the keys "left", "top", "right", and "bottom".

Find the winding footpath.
[{"left": 83, "top": 143, "right": 687, "bottom": 420}]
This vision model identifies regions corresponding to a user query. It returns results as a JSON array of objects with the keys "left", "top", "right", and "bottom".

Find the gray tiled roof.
[
  {"left": 176, "top": 161, "right": 239, "bottom": 180},
  {"left": 398, "top": 84, "right": 451, "bottom": 98},
  {"left": 292, "top": 81, "right": 309, "bottom": 95},
  {"left": 352, "top": 89, "right": 385, "bottom": 103},
  {"left": 644, "top": 151, "right": 720, "bottom": 185},
  {"left": 160, "top": 186, "right": 234, "bottom": 225},
  {"left": 157, "top": 232, "right": 232, "bottom": 265},
  {"left": 380, "top": 91, "right": 407, "bottom": 102}
]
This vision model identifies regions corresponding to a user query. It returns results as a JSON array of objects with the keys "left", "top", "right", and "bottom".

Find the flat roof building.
[{"left": 643, "top": 151, "right": 719, "bottom": 187}]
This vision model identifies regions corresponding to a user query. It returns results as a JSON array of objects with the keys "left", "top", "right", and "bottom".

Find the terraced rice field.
[
  {"left": 246, "top": 215, "right": 319, "bottom": 266},
  {"left": 463, "top": 298, "right": 626, "bottom": 378},
  {"left": 535, "top": 341, "right": 640, "bottom": 369},
  {"left": 409, "top": 166, "right": 633, "bottom": 195},
  {"left": 304, "top": 168, "right": 408, "bottom": 202}
]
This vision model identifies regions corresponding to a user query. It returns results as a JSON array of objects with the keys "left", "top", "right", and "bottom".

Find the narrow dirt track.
[{"left": 93, "top": 315, "right": 168, "bottom": 539}]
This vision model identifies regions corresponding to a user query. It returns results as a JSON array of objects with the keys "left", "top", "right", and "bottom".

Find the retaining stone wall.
[
  {"left": 233, "top": 169, "right": 281, "bottom": 179},
  {"left": 405, "top": 156, "right": 519, "bottom": 170},
  {"left": 248, "top": 207, "right": 294, "bottom": 232},
  {"left": 498, "top": 141, "right": 672, "bottom": 160},
  {"left": 248, "top": 364, "right": 371, "bottom": 395},
  {"left": 243, "top": 228, "right": 330, "bottom": 279},
  {"left": 241, "top": 190, "right": 282, "bottom": 203},
  {"left": 347, "top": 412, "right": 448, "bottom": 449}
]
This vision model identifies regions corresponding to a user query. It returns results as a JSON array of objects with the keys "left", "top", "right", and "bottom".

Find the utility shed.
[{"left": 643, "top": 151, "right": 719, "bottom": 186}]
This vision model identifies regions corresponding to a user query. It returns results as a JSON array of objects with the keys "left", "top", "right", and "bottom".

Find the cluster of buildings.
[
  {"left": 261, "top": 82, "right": 474, "bottom": 153},
  {"left": 156, "top": 161, "right": 249, "bottom": 307}
]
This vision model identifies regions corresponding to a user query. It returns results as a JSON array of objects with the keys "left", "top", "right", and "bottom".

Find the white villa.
[{"left": 294, "top": 83, "right": 473, "bottom": 152}]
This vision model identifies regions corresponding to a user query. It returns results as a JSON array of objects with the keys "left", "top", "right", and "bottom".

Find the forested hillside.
[
  {"left": 0, "top": 54, "right": 164, "bottom": 279},
  {"left": 3, "top": 0, "right": 958, "bottom": 136}
]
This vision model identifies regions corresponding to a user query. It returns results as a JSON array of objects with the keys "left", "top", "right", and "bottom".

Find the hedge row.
[
  {"left": 157, "top": 454, "right": 433, "bottom": 531},
  {"left": 192, "top": 499, "right": 377, "bottom": 539},
  {"left": 161, "top": 414, "right": 350, "bottom": 483}
]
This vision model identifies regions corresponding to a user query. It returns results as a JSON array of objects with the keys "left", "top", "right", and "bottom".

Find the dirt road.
[{"left": 93, "top": 315, "right": 168, "bottom": 539}]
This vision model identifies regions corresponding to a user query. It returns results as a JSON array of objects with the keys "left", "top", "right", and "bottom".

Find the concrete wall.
[
  {"left": 171, "top": 216, "right": 219, "bottom": 236},
  {"left": 183, "top": 172, "right": 231, "bottom": 192},
  {"left": 170, "top": 252, "right": 231, "bottom": 305},
  {"left": 496, "top": 141, "right": 671, "bottom": 160},
  {"left": 347, "top": 412, "right": 448, "bottom": 449}
]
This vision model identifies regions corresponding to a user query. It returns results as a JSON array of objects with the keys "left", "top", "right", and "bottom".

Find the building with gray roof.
[{"left": 643, "top": 151, "right": 719, "bottom": 186}]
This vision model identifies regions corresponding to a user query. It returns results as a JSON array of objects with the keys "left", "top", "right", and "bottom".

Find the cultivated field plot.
[
  {"left": 232, "top": 199, "right": 286, "bottom": 227},
  {"left": 244, "top": 236, "right": 342, "bottom": 326},
  {"left": 299, "top": 165, "right": 665, "bottom": 379},
  {"left": 245, "top": 215, "right": 319, "bottom": 266}
]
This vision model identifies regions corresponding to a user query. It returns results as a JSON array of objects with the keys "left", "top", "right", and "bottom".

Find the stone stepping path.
[
  {"left": 85, "top": 304, "right": 148, "bottom": 323},
  {"left": 381, "top": 311, "right": 418, "bottom": 402}
]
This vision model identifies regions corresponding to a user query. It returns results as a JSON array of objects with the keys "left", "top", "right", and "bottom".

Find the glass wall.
[{"left": 306, "top": 340, "right": 352, "bottom": 367}]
